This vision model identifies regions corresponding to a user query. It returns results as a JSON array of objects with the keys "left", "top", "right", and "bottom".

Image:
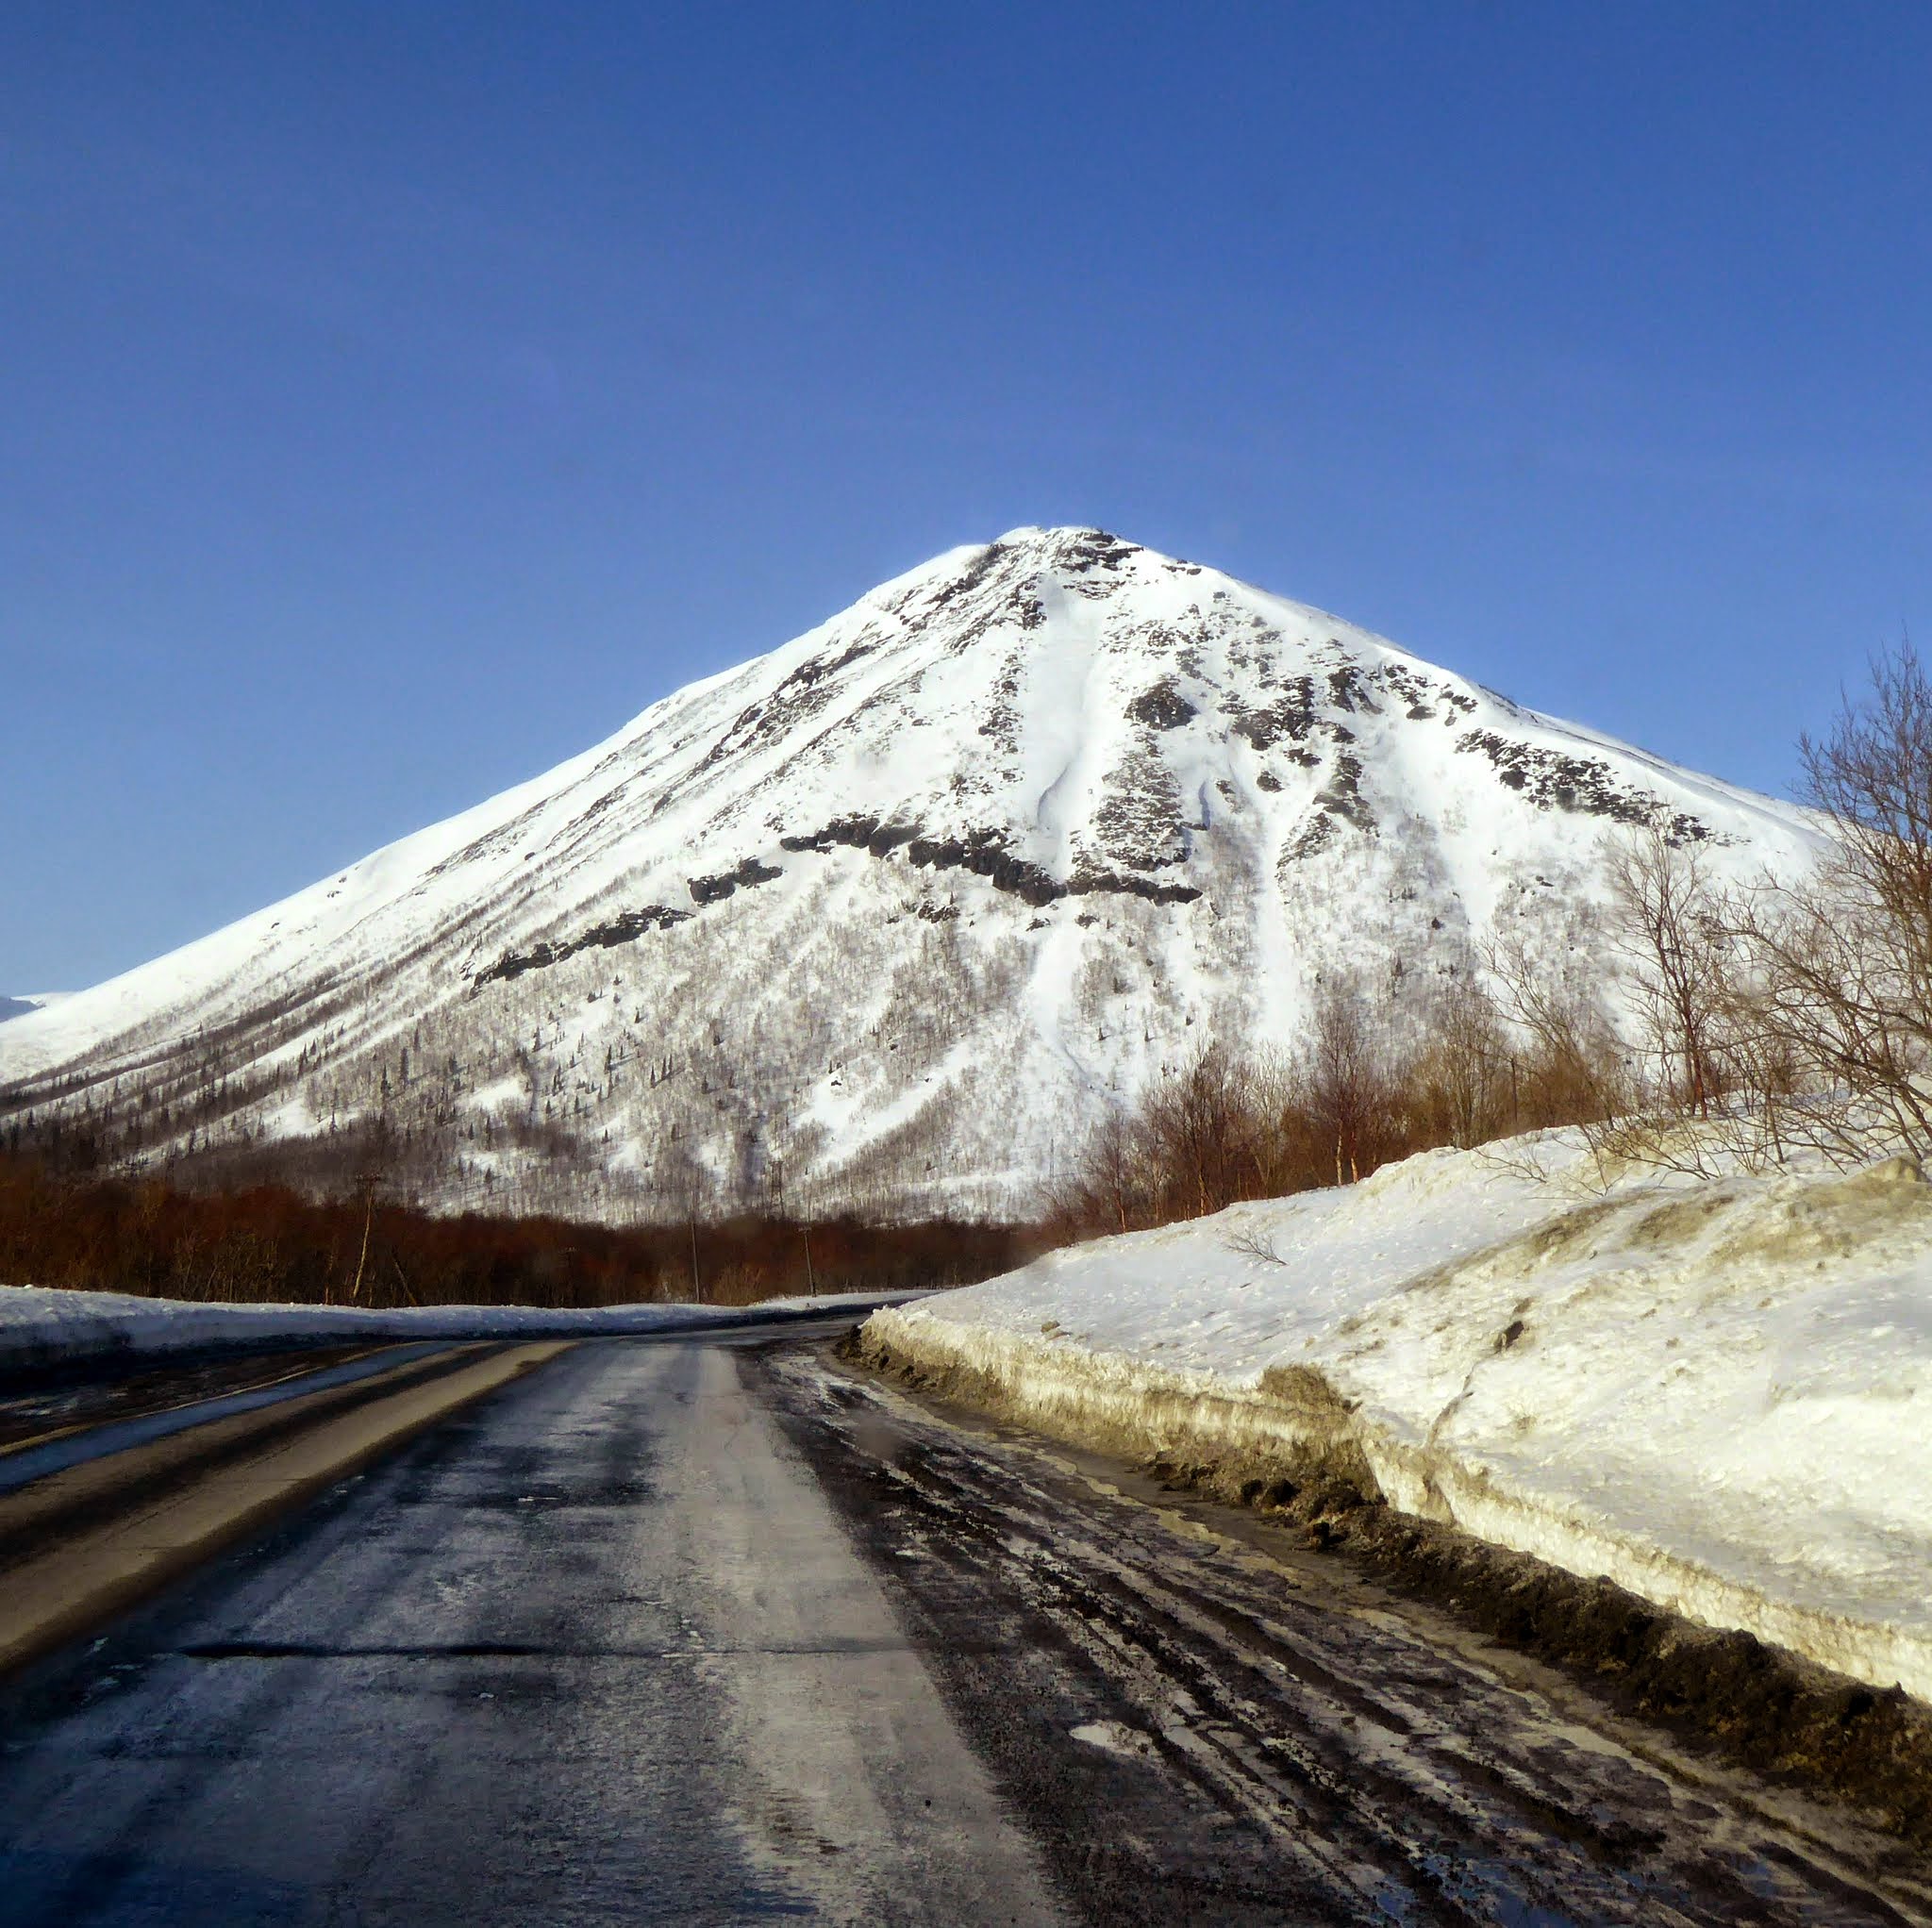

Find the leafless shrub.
[
  {"left": 1608, "top": 822, "right": 1728, "bottom": 1120},
  {"left": 1293, "top": 975, "right": 1391, "bottom": 1188},
  {"left": 1222, "top": 1225, "right": 1286, "bottom": 1266},
  {"left": 1401, "top": 974, "right": 1515, "bottom": 1152},
  {"left": 1566, "top": 821, "right": 1784, "bottom": 1177},
  {"left": 1482, "top": 929, "right": 1631, "bottom": 1176},
  {"left": 0, "top": 1151, "right": 1032, "bottom": 1309},
  {"left": 1721, "top": 643, "right": 1932, "bottom": 1163},
  {"left": 1050, "top": 959, "right": 1631, "bottom": 1239}
]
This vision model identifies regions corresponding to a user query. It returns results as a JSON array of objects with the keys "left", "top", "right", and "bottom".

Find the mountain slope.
[{"left": 1, "top": 528, "right": 1819, "bottom": 1218}]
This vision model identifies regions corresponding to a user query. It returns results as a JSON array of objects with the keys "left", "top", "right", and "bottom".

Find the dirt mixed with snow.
[{"left": 860, "top": 1129, "right": 1932, "bottom": 1710}]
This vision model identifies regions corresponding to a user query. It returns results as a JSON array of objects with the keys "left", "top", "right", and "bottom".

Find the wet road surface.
[{"left": 0, "top": 1335, "right": 1925, "bottom": 1925}]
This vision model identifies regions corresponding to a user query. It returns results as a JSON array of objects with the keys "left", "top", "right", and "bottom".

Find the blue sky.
[{"left": 6, "top": 3, "right": 1931, "bottom": 991}]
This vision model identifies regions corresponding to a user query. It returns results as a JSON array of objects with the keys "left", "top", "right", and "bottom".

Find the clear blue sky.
[{"left": 6, "top": 3, "right": 1931, "bottom": 991}]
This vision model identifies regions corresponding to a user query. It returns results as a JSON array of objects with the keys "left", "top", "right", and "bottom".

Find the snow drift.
[{"left": 862, "top": 1133, "right": 1932, "bottom": 1703}]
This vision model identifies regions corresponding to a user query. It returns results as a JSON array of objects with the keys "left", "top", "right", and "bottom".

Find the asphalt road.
[{"left": 0, "top": 1334, "right": 1925, "bottom": 1925}]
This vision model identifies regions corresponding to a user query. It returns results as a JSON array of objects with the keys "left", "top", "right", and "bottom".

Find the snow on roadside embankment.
[
  {"left": 0, "top": 1287, "right": 907, "bottom": 1374},
  {"left": 862, "top": 1133, "right": 1932, "bottom": 1703}
]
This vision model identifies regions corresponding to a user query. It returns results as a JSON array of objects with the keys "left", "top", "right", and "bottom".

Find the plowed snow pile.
[{"left": 864, "top": 1132, "right": 1932, "bottom": 1701}]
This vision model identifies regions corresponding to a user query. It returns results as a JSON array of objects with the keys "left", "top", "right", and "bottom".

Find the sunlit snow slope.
[{"left": 0, "top": 528, "right": 1819, "bottom": 1218}]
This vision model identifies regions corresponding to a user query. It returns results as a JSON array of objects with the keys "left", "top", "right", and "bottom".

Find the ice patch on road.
[{"left": 1068, "top": 1720, "right": 1157, "bottom": 1759}]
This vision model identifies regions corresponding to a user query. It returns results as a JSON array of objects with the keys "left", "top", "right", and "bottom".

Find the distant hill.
[{"left": 0, "top": 994, "right": 63, "bottom": 1026}]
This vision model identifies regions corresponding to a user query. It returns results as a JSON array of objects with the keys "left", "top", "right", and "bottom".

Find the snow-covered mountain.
[{"left": 0, "top": 527, "right": 1819, "bottom": 1219}]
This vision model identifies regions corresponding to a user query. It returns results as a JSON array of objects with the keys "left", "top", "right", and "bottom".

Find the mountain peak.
[{"left": 991, "top": 523, "right": 1145, "bottom": 559}]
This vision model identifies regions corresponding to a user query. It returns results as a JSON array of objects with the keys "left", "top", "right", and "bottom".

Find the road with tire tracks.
[{"left": 0, "top": 1326, "right": 1925, "bottom": 1924}]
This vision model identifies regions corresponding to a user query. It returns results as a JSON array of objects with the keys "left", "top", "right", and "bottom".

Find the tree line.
[{"left": 0, "top": 1154, "right": 1035, "bottom": 1310}]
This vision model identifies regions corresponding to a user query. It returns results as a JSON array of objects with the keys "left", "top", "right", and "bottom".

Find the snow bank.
[
  {"left": 0, "top": 1285, "right": 906, "bottom": 1374},
  {"left": 865, "top": 1133, "right": 1932, "bottom": 1702}
]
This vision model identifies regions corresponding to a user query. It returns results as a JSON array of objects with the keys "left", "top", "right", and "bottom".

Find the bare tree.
[
  {"left": 1724, "top": 643, "right": 1932, "bottom": 1160},
  {"left": 1141, "top": 1044, "right": 1260, "bottom": 1221},
  {"left": 1608, "top": 822, "right": 1729, "bottom": 1120},
  {"left": 341, "top": 1112, "right": 399, "bottom": 1305},
  {"left": 1049, "top": 1045, "right": 1281, "bottom": 1237},
  {"left": 1406, "top": 974, "right": 1512, "bottom": 1150},
  {"left": 1483, "top": 929, "right": 1632, "bottom": 1179},
  {"left": 1294, "top": 977, "right": 1389, "bottom": 1187},
  {"left": 1081, "top": 1106, "right": 1141, "bottom": 1236}
]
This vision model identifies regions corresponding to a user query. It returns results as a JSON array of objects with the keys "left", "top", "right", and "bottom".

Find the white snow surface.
[
  {"left": 0, "top": 1285, "right": 909, "bottom": 1372},
  {"left": 0, "top": 527, "right": 1823, "bottom": 1220},
  {"left": 868, "top": 1133, "right": 1932, "bottom": 1702}
]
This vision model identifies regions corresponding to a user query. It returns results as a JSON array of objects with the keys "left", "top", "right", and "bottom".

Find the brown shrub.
[{"left": 1047, "top": 972, "right": 1627, "bottom": 1243}]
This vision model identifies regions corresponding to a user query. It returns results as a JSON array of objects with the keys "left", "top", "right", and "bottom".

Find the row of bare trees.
[
  {"left": 1054, "top": 642, "right": 1932, "bottom": 1235},
  {"left": 1565, "top": 643, "right": 1932, "bottom": 1173},
  {"left": 0, "top": 1152, "right": 1034, "bottom": 1310},
  {"left": 1047, "top": 970, "right": 1618, "bottom": 1239}
]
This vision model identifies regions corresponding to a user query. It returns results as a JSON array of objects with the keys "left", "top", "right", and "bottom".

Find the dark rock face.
[
  {"left": 699, "top": 640, "right": 882, "bottom": 773},
  {"left": 1316, "top": 753, "right": 1376, "bottom": 836},
  {"left": 904, "top": 827, "right": 1064, "bottom": 906},
  {"left": 688, "top": 856, "right": 784, "bottom": 905},
  {"left": 780, "top": 815, "right": 921, "bottom": 858},
  {"left": 1056, "top": 528, "right": 1141, "bottom": 573},
  {"left": 1127, "top": 680, "right": 1198, "bottom": 731},
  {"left": 473, "top": 906, "right": 691, "bottom": 987},
  {"left": 1455, "top": 730, "right": 1700, "bottom": 829},
  {"left": 1324, "top": 665, "right": 1382, "bottom": 715},
  {"left": 776, "top": 815, "right": 1203, "bottom": 908},
  {"left": 1230, "top": 677, "right": 1347, "bottom": 756},
  {"left": 903, "top": 826, "right": 1202, "bottom": 906}
]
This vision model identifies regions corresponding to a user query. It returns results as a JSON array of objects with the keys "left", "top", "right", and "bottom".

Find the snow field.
[{"left": 864, "top": 1130, "right": 1932, "bottom": 1702}]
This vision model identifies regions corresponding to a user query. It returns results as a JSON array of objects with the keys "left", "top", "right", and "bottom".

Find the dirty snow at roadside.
[{"left": 868, "top": 1130, "right": 1932, "bottom": 1703}]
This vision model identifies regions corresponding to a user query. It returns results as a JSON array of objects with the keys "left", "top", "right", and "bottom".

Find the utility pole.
[
  {"left": 350, "top": 1186, "right": 375, "bottom": 1305},
  {"left": 802, "top": 1223, "right": 815, "bottom": 1298},
  {"left": 689, "top": 1216, "right": 701, "bottom": 1304}
]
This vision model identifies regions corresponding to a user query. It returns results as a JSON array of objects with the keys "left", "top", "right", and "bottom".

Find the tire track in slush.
[{"left": 761, "top": 1347, "right": 1929, "bottom": 1928}]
